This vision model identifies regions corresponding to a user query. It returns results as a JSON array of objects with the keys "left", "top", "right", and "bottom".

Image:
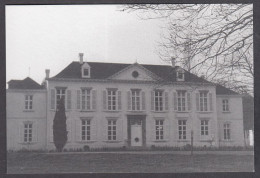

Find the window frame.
[
  {"left": 81, "top": 88, "right": 92, "bottom": 111},
  {"left": 154, "top": 90, "right": 164, "bottom": 111},
  {"left": 25, "top": 95, "right": 33, "bottom": 110},
  {"left": 177, "top": 90, "right": 186, "bottom": 112},
  {"left": 56, "top": 88, "right": 66, "bottom": 109},
  {"left": 81, "top": 119, "right": 91, "bottom": 141},
  {"left": 178, "top": 120, "right": 187, "bottom": 140},
  {"left": 199, "top": 91, "right": 208, "bottom": 112},
  {"left": 222, "top": 99, "right": 230, "bottom": 112},
  {"left": 108, "top": 120, "right": 117, "bottom": 141},
  {"left": 176, "top": 69, "right": 185, "bottom": 81},
  {"left": 155, "top": 119, "right": 164, "bottom": 140},
  {"left": 24, "top": 122, "right": 33, "bottom": 143},
  {"left": 224, "top": 123, "right": 231, "bottom": 140},
  {"left": 107, "top": 89, "right": 118, "bottom": 111},
  {"left": 131, "top": 89, "right": 141, "bottom": 111}
]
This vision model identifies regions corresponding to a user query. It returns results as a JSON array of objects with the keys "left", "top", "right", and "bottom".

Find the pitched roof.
[
  {"left": 215, "top": 84, "right": 239, "bottom": 95},
  {"left": 8, "top": 77, "right": 43, "bottom": 89},
  {"left": 51, "top": 61, "right": 238, "bottom": 95},
  {"left": 52, "top": 61, "right": 211, "bottom": 83}
]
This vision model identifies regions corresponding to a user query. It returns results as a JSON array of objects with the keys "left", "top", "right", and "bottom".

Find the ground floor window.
[
  {"left": 201, "top": 120, "right": 209, "bottom": 136},
  {"left": 178, "top": 120, "right": 186, "bottom": 140},
  {"left": 82, "top": 120, "right": 91, "bottom": 141},
  {"left": 108, "top": 120, "right": 117, "bottom": 141},
  {"left": 224, "top": 123, "right": 231, "bottom": 140},
  {"left": 24, "top": 123, "right": 32, "bottom": 143},
  {"left": 155, "top": 120, "right": 164, "bottom": 140}
]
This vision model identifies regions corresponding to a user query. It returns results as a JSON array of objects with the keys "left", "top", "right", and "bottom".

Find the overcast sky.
[{"left": 6, "top": 5, "right": 170, "bottom": 85}]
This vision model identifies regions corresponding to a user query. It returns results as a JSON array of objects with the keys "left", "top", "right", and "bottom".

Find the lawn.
[{"left": 7, "top": 152, "right": 254, "bottom": 173}]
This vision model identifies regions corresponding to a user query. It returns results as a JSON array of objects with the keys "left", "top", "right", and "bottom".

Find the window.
[
  {"left": 155, "top": 120, "right": 164, "bottom": 140},
  {"left": 25, "top": 95, "right": 33, "bottom": 110},
  {"left": 83, "top": 68, "right": 89, "bottom": 76},
  {"left": 177, "top": 69, "right": 185, "bottom": 81},
  {"left": 178, "top": 120, "right": 187, "bottom": 140},
  {"left": 56, "top": 88, "right": 66, "bottom": 108},
  {"left": 24, "top": 123, "right": 32, "bottom": 143},
  {"left": 107, "top": 90, "right": 117, "bottom": 111},
  {"left": 199, "top": 91, "right": 208, "bottom": 111},
  {"left": 154, "top": 90, "right": 163, "bottom": 111},
  {"left": 131, "top": 90, "right": 141, "bottom": 111},
  {"left": 222, "top": 99, "right": 229, "bottom": 112},
  {"left": 177, "top": 91, "right": 186, "bottom": 111},
  {"left": 108, "top": 120, "right": 116, "bottom": 141},
  {"left": 82, "top": 88, "right": 91, "bottom": 110},
  {"left": 81, "top": 120, "right": 91, "bottom": 141},
  {"left": 224, "top": 123, "right": 231, "bottom": 140},
  {"left": 201, "top": 120, "right": 209, "bottom": 136}
]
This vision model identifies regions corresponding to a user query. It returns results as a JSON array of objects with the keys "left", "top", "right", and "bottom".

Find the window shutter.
[
  {"left": 196, "top": 93, "right": 200, "bottom": 111},
  {"left": 117, "top": 91, "right": 122, "bottom": 110},
  {"left": 164, "top": 119, "right": 170, "bottom": 140},
  {"left": 150, "top": 120, "right": 155, "bottom": 141},
  {"left": 91, "top": 119, "right": 97, "bottom": 141},
  {"left": 142, "top": 91, "right": 146, "bottom": 110},
  {"left": 76, "top": 120, "right": 81, "bottom": 142},
  {"left": 50, "top": 123, "right": 53, "bottom": 142},
  {"left": 92, "top": 90, "right": 97, "bottom": 110},
  {"left": 151, "top": 91, "right": 154, "bottom": 111},
  {"left": 164, "top": 92, "right": 169, "bottom": 111},
  {"left": 116, "top": 119, "right": 123, "bottom": 141},
  {"left": 209, "top": 92, "right": 213, "bottom": 111},
  {"left": 127, "top": 91, "right": 131, "bottom": 111},
  {"left": 50, "top": 89, "right": 55, "bottom": 110},
  {"left": 67, "top": 120, "right": 72, "bottom": 142},
  {"left": 173, "top": 92, "right": 177, "bottom": 111},
  {"left": 76, "top": 90, "right": 81, "bottom": 110},
  {"left": 32, "top": 122, "right": 38, "bottom": 142},
  {"left": 66, "top": 90, "right": 72, "bottom": 110},
  {"left": 19, "top": 123, "right": 24, "bottom": 143},
  {"left": 103, "top": 119, "right": 108, "bottom": 141},
  {"left": 103, "top": 90, "right": 107, "bottom": 110},
  {"left": 187, "top": 92, "right": 191, "bottom": 111}
]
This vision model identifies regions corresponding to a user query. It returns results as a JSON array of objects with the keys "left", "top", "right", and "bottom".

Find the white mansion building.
[{"left": 7, "top": 54, "right": 245, "bottom": 151}]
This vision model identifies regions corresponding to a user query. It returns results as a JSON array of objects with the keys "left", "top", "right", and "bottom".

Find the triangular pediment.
[{"left": 108, "top": 63, "right": 162, "bottom": 81}]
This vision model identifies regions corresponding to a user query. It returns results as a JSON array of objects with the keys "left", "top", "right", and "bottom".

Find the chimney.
[
  {"left": 79, "top": 53, "right": 84, "bottom": 64},
  {"left": 45, "top": 69, "right": 50, "bottom": 79},
  {"left": 171, "top": 57, "right": 176, "bottom": 68}
]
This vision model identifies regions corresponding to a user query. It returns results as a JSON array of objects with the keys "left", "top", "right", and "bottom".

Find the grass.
[{"left": 7, "top": 152, "right": 254, "bottom": 173}]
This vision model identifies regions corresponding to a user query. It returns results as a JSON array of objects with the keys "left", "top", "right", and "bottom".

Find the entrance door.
[{"left": 131, "top": 124, "right": 142, "bottom": 146}]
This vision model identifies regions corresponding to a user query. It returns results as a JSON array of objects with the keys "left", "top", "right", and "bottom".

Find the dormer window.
[
  {"left": 176, "top": 69, "right": 185, "bottom": 81},
  {"left": 81, "top": 63, "right": 91, "bottom": 78}
]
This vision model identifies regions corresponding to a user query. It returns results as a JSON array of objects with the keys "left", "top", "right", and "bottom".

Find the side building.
[{"left": 7, "top": 54, "right": 245, "bottom": 151}]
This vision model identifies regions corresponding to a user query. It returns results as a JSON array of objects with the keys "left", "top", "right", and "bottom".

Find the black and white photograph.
[{"left": 5, "top": 3, "right": 254, "bottom": 173}]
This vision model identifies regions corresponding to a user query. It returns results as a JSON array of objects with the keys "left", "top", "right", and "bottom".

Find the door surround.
[{"left": 127, "top": 115, "right": 146, "bottom": 147}]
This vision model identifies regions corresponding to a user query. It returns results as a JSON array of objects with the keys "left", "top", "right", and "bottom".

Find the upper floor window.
[
  {"left": 176, "top": 69, "right": 185, "bottom": 81},
  {"left": 107, "top": 89, "right": 117, "bottom": 111},
  {"left": 155, "top": 90, "right": 163, "bottom": 111},
  {"left": 25, "top": 95, "right": 33, "bottom": 110},
  {"left": 103, "top": 89, "right": 121, "bottom": 111},
  {"left": 82, "top": 88, "right": 91, "bottom": 110},
  {"left": 56, "top": 88, "right": 66, "bottom": 108},
  {"left": 222, "top": 99, "right": 229, "bottom": 112},
  {"left": 131, "top": 89, "right": 141, "bottom": 111},
  {"left": 151, "top": 90, "right": 168, "bottom": 112},
  {"left": 199, "top": 91, "right": 208, "bottom": 112},
  {"left": 81, "top": 63, "right": 91, "bottom": 78},
  {"left": 224, "top": 123, "right": 231, "bottom": 140},
  {"left": 177, "top": 91, "right": 186, "bottom": 111}
]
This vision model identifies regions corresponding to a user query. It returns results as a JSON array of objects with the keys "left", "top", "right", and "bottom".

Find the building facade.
[{"left": 7, "top": 54, "right": 245, "bottom": 151}]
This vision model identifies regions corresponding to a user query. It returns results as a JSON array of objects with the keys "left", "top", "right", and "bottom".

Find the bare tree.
[{"left": 121, "top": 4, "right": 253, "bottom": 94}]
